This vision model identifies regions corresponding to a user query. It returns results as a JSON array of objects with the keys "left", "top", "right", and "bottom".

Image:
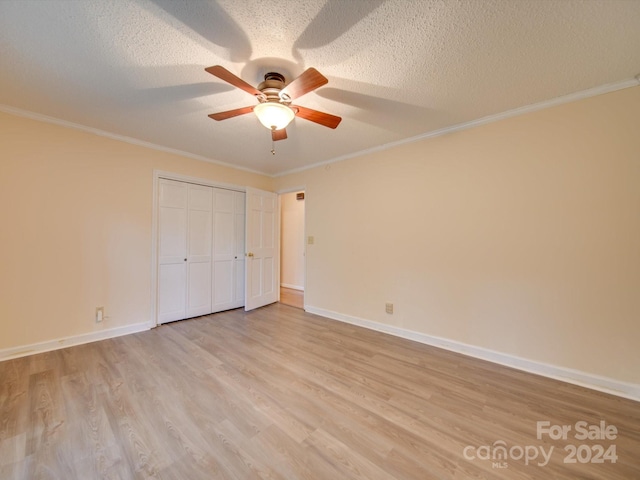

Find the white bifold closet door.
[
  {"left": 158, "top": 180, "right": 213, "bottom": 323},
  {"left": 157, "top": 180, "right": 189, "bottom": 323},
  {"left": 157, "top": 180, "right": 276, "bottom": 324},
  {"left": 212, "top": 189, "right": 245, "bottom": 312},
  {"left": 186, "top": 184, "right": 213, "bottom": 318}
]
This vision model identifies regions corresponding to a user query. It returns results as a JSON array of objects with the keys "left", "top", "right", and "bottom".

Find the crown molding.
[
  {"left": 0, "top": 104, "right": 266, "bottom": 177},
  {"left": 2, "top": 76, "right": 638, "bottom": 180},
  {"left": 273, "top": 77, "right": 640, "bottom": 177}
]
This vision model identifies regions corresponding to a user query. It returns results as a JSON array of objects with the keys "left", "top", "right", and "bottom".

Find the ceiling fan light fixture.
[{"left": 254, "top": 102, "right": 295, "bottom": 130}]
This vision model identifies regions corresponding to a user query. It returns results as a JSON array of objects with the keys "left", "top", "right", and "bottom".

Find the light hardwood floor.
[{"left": 1, "top": 303, "right": 638, "bottom": 479}]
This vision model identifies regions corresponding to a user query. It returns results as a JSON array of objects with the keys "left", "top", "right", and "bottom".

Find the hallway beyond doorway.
[{"left": 280, "top": 286, "right": 303, "bottom": 309}]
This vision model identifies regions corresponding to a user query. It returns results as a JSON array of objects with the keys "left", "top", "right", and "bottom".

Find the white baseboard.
[
  {"left": 280, "top": 283, "right": 304, "bottom": 291},
  {"left": 0, "top": 321, "right": 152, "bottom": 362},
  {"left": 305, "top": 306, "right": 640, "bottom": 402}
]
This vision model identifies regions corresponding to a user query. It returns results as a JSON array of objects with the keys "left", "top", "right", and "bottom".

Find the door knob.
[{"left": 247, "top": 252, "right": 254, "bottom": 257}]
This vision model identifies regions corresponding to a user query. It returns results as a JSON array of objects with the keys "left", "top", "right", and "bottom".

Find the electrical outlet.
[
  {"left": 385, "top": 302, "right": 393, "bottom": 314},
  {"left": 96, "top": 307, "right": 104, "bottom": 323}
]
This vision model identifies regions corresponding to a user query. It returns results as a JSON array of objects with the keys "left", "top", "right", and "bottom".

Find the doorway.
[{"left": 279, "top": 190, "right": 305, "bottom": 309}]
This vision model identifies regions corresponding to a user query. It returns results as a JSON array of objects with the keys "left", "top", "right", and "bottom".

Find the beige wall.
[
  {"left": 275, "top": 86, "right": 640, "bottom": 385},
  {"left": 0, "top": 111, "right": 271, "bottom": 350},
  {"left": 2, "top": 86, "right": 638, "bottom": 387}
]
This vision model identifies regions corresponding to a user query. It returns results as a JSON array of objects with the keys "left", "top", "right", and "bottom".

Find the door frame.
[
  {"left": 151, "top": 170, "right": 246, "bottom": 327},
  {"left": 277, "top": 185, "right": 307, "bottom": 311}
]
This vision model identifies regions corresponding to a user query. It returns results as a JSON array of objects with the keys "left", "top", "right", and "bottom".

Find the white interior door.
[
  {"left": 245, "top": 187, "right": 279, "bottom": 311},
  {"left": 158, "top": 180, "right": 188, "bottom": 323}
]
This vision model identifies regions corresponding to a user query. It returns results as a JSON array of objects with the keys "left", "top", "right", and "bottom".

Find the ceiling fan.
[{"left": 205, "top": 65, "right": 342, "bottom": 142}]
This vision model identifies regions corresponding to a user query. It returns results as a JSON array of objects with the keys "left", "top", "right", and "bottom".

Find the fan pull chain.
[{"left": 271, "top": 127, "right": 276, "bottom": 155}]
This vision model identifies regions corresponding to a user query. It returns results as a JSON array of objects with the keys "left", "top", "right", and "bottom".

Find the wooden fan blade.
[
  {"left": 293, "top": 105, "right": 342, "bottom": 129},
  {"left": 271, "top": 128, "right": 287, "bottom": 141},
  {"left": 208, "top": 106, "right": 254, "bottom": 121},
  {"left": 205, "top": 65, "right": 262, "bottom": 97},
  {"left": 280, "top": 68, "right": 328, "bottom": 100}
]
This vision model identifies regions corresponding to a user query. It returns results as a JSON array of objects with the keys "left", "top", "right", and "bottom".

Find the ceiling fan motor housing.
[{"left": 257, "top": 72, "right": 290, "bottom": 104}]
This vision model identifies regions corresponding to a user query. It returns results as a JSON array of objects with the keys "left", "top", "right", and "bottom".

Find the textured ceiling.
[{"left": 1, "top": 0, "right": 639, "bottom": 176}]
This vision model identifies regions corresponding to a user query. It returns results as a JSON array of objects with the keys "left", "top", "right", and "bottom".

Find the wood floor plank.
[
  {"left": 1, "top": 303, "right": 638, "bottom": 479},
  {"left": 0, "top": 356, "right": 30, "bottom": 445}
]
